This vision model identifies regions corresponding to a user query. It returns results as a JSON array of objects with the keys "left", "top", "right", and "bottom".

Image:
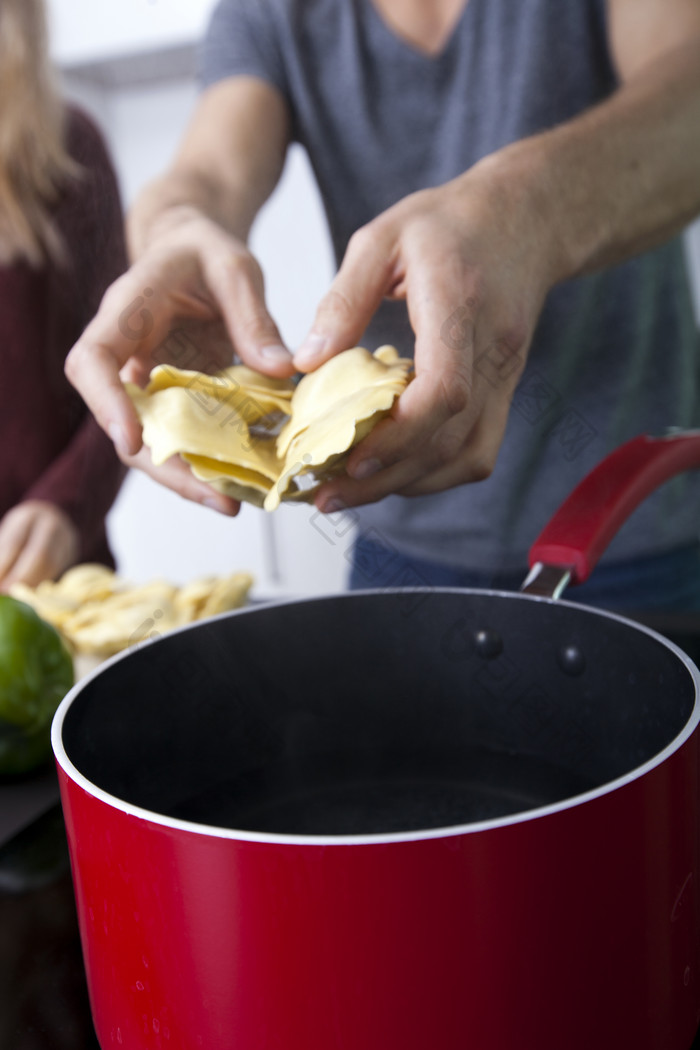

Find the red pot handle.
[{"left": 528, "top": 431, "right": 700, "bottom": 585}]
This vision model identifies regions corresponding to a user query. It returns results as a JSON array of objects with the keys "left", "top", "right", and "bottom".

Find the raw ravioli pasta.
[{"left": 127, "top": 346, "right": 412, "bottom": 510}]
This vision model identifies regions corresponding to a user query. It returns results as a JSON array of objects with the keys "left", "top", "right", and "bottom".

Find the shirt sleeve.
[
  {"left": 23, "top": 108, "right": 128, "bottom": 562},
  {"left": 24, "top": 418, "right": 127, "bottom": 564},
  {"left": 60, "top": 107, "right": 130, "bottom": 328},
  {"left": 198, "top": 0, "right": 289, "bottom": 100}
]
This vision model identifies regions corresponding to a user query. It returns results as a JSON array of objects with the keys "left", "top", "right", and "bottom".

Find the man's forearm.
[
  {"left": 126, "top": 170, "right": 259, "bottom": 261},
  {"left": 476, "top": 37, "right": 700, "bottom": 285},
  {"left": 126, "top": 77, "right": 291, "bottom": 261}
]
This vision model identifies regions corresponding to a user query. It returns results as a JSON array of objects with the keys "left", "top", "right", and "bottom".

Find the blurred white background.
[{"left": 46, "top": 0, "right": 700, "bottom": 597}]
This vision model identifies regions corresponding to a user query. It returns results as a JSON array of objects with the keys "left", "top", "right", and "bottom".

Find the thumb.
[{"left": 294, "top": 226, "right": 396, "bottom": 372}]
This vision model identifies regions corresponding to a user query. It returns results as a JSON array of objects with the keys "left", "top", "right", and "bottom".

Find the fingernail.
[
  {"left": 202, "top": 496, "right": 237, "bottom": 516},
  {"left": 350, "top": 458, "right": 382, "bottom": 481},
  {"left": 294, "top": 332, "right": 327, "bottom": 369},
  {"left": 321, "top": 498, "right": 346, "bottom": 515},
  {"left": 108, "top": 422, "right": 131, "bottom": 458},
  {"left": 260, "top": 343, "right": 292, "bottom": 363}
]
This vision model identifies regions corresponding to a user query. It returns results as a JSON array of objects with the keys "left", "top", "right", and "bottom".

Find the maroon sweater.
[{"left": 0, "top": 108, "right": 128, "bottom": 568}]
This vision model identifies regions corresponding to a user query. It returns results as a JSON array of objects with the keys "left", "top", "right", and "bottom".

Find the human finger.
[
  {"left": 0, "top": 508, "right": 32, "bottom": 584},
  {"left": 313, "top": 404, "right": 499, "bottom": 512},
  {"left": 311, "top": 401, "right": 461, "bottom": 510},
  {"left": 312, "top": 399, "right": 481, "bottom": 510},
  {"left": 294, "top": 224, "right": 397, "bottom": 372},
  {"left": 313, "top": 455, "right": 426, "bottom": 513},
  {"left": 397, "top": 397, "right": 510, "bottom": 497},
  {"left": 2, "top": 516, "right": 57, "bottom": 588},
  {"left": 65, "top": 269, "right": 186, "bottom": 457},
  {"left": 123, "top": 447, "right": 240, "bottom": 516},
  {"left": 201, "top": 248, "right": 295, "bottom": 377},
  {"left": 338, "top": 257, "right": 479, "bottom": 484}
]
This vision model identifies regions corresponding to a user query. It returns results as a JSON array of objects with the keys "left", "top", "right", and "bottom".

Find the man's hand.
[
  {"left": 295, "top": 3, "right": 700, "bottom": 513},
  {"left": 65, "top": 212, "right": 294, "bottom": 513},
  {"left": 65, "top": 76, "right": 293, "bottom": 513},
  {"left": 0, "top": 502, "right": 81, "bottom": 591},
  {"left": 294, "top": 158, "right": 556, "bottom": 511},
  {"left": 64, "top": 11, "right": 700, "bottom": 517}
]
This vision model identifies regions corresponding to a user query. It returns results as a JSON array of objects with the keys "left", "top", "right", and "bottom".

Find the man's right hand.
[
  {"left": 66, "top": 76, "right": 294, "bottom": 514},
  {"left": 66, "top": 212, "right": 295, "bottom": 514}
]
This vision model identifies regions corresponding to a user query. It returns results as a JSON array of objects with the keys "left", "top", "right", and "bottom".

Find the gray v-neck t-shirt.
[{"left": 200, "top": 0, "right": 700, "bottom": 572}]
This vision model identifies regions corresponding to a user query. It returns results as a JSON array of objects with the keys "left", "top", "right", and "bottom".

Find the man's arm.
[
  {"left": 128, "top": 75, "right": 290, "bottom": 255},
  {"left": 66, "top": 76, "right": 294, "bottom": 512},
  {"left": 294, "top": 0, "right": 700, "bottom": 513},
  {"left": 67, "top": 1, "right": 700, "bottom": 516},
  {"left": 516, "top": 0, "right": 700, "bottom": 279}
]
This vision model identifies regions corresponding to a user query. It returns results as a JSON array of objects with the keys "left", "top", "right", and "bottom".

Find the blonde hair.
[{"left": 0, "top": 0, "right": 77, "bottom": 266}]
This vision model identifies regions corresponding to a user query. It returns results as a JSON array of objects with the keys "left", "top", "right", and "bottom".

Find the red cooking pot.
[{"left": 53, "top": 433, "right": 700, "bottom": 1050}]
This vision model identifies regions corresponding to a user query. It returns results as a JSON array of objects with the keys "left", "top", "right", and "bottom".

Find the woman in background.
[
  {"left": 0, "top": 0, "right": 127, "bottom": 593},
  {"left": 0, "top": 3, "right": 127, "bottom": 1048}
]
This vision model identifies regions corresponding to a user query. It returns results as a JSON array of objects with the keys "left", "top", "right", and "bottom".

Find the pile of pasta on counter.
[
  {"left": 10, "top": 564, "right": 253, "bottom": 660},
  {"left": 126, "top": 345, "right": 413, "bottom": 510}
]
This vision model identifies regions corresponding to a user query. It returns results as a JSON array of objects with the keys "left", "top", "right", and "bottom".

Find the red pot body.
[
  {"left": 53, "top": 431, "right": 700, "bottom": 1049},
  {"left": 57, "top": 729, "right": 700, "bottom": 1050}
]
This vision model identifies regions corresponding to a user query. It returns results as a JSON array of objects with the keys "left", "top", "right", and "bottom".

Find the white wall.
[{"left": 47, "top": 0, "right": 219, "bottom": 65}]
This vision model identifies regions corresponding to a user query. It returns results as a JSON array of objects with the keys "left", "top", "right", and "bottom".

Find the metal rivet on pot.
[
  {"left": 558, "top": 645, "right": 586, "bottom": 676},
  {"left": 474, "top": 629, "right": 503, "bottom": 659}
]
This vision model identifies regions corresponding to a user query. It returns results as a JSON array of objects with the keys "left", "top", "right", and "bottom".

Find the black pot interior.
[{"left": 60, "top": 591, "right": 697, "bottom": 836}]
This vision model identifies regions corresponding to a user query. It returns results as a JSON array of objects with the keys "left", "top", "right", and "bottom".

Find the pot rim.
[{"left": 51, "top": 589, "right": 700, "bottom": 847}]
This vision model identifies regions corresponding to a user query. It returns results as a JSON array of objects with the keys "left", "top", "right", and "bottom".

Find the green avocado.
[{"left": 0, "top": 595, "right": 74, "bottom": 775}]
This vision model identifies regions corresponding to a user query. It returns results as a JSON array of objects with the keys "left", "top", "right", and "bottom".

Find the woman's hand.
[
  {"left": 292, "top": 151, "right": 561, "bottom": 512},
  {"left": 0, "top": 501, "right": 81, "bottom": 590}
]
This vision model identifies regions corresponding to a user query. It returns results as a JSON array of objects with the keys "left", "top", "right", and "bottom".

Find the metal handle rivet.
[
  {"left": 558, "top": 645, "right": 586, "bottom": 676},
  {"left": 474, "top": 629, "right": 503, "bottom": 659}
]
